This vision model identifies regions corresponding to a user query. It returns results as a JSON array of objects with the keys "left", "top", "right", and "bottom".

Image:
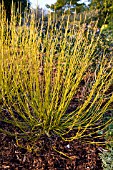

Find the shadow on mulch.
[{"left": 0, "top": 130, "right": 103, "bottom": 170}]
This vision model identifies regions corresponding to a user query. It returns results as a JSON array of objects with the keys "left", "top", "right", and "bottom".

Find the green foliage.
[
  {"left": 88, "top": 0, "right": 113, "bottom": 27},
  {"left": 46, "top": 0, "right": 86, "bottom": 14},
  {"left": 101, "top": 25, "right": 113, "bottom": 45},
  {"left": 99, "top": 146, "right": 113, "bottom": 170},
  {"left": 0, "top": 5, "right": 113, "bottom": 151}
]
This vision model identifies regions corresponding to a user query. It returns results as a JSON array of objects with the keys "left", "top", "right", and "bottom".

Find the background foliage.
[
  {"left": 46, "top": 0, "right": 113, "bottom": 28},
  {"left": 0, "top": 0, "right": 31, "bottom": 21}
]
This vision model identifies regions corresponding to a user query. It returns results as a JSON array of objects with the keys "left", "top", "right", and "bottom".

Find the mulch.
[{"left": 0, "top": 129, "right": 104, "bottom": 170}]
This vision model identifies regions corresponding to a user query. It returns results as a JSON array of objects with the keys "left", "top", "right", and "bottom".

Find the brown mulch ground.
[{"left": 0, "top": 130, "right": 104, "bottom": 170}]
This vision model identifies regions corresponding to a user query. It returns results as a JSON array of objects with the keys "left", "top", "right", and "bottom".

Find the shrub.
[{"left": 0, "top": 4, "right": 113, "bottom": 150}]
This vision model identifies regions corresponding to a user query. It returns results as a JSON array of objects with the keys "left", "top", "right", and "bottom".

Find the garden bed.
[{"left": 0, "top": 131, "right": 103, "bottom": 170}]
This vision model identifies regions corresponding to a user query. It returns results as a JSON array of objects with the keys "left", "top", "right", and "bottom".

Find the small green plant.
[
  {"left": 0, "top": 3, "right": 113, "bottom": 151},
  {"left": 99, "top": 109, "right": 113, "bottom": 170},
  {"left": 99, "top": 145, "right": 113, "bottom": 170}
]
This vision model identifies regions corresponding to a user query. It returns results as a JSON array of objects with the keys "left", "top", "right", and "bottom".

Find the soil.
[{"left": 0, "top": 128, "right": 104, "bottom": 170}]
